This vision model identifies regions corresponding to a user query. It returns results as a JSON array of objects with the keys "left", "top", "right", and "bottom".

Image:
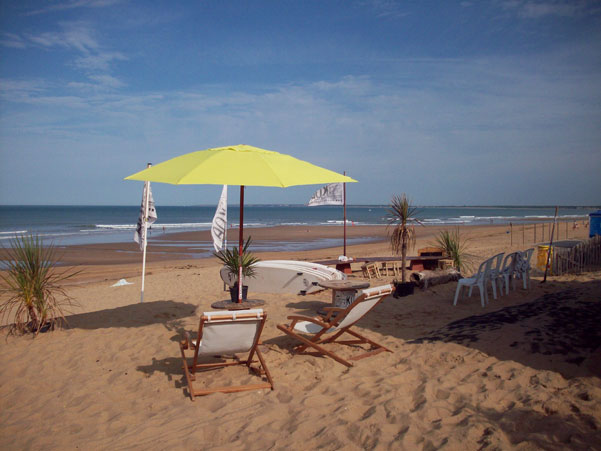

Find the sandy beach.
[{"left": 1, "top": 223, "right": 600, "bottom": 449}]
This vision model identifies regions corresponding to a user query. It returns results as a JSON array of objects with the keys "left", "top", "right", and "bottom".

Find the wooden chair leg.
[{"left": 277, "top": 325, "right": 353, "bottom": 367}]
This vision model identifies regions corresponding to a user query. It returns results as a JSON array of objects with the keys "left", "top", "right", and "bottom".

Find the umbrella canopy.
[
  {"left": 125, "top": 145, "right": 355, "bottom": 187},
  {"left": 125, "top": 144, "right": 357, "bottom": 303}
]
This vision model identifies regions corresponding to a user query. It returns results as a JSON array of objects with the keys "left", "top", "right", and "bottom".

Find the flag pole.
[
  {"left": 343, "top": 172, "right": 347, "bottom": 257},
  {"left": 140, "top": 163, "right": 151, "bottom": 303}
]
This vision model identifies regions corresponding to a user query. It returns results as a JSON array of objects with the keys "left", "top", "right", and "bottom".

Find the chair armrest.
[
  {"left": 321, "top": 307, "right": 345, "bottom": 321},
  {"left": 286, "top": 314, "right": 331, "bottom": 328}
]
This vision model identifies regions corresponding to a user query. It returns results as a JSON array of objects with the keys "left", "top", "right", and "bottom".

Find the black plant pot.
[
  {"left": 393, "top": 281, "right": 415, "bottom": 298},
  {"left": 229, "top": 284, "right": 249, "bottom": 302}
]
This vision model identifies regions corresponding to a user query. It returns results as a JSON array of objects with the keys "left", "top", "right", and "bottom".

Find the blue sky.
[{"left": 1, "top": 0, "right": 600, "bottom": 206}]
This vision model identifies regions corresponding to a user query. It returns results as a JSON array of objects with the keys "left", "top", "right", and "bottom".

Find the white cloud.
[
  {"left": 1, "top": 47, "right": 600, "bottom": 204},
  {"left": 27, "top": 0, "right": 124, "bottom": 16},
  {"left": 4, "top": 22, "right": 128, "bottom": 92},
  {"left": 73, "top": 51, "right": 127, "bottom": 71},
  {"left": 0, "top": 79, "right": 49, "bottom": 95},
  {"left": 25, "top": 21, "right": 99, "bottom": 52},
  {"left": 357, "top": 0, "right": 409, "bottom": 19},
  {"left": 87, "top": 74, "right": 126, "bottom": 89},
  {"left": 0, "top": 32, "right": 27, "bottom": 48},
  {"left": 500, "top": 0, "right": 599, "bottom": 18}
]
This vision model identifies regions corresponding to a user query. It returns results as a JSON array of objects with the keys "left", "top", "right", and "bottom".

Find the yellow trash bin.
[{"left": 536, "top": 245, "right": 553, "bottom": 274}]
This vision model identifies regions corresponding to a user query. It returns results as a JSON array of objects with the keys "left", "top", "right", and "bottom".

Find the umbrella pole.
[
  {"left": 238, "top": 185, "right": 245, "bottom": 303},
  {"left": 343, "top": 173, "right": 347, "bottom": 257}
]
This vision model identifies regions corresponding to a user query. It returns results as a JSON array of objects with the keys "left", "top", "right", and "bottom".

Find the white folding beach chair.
[
  {"left": 453, "top": 257, "right": 493, "bottom": 307},
  {"left": 277, "top": 284, "right": 393, "bottom": 367},
  {"left": 179, "top": 309, "right": 273, "bottom": 400}
]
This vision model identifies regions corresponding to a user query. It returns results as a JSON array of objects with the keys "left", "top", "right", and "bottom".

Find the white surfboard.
[
  {"left": 220, "top": 260, "right": 345, "bottom": 295},
  {"left": 266, "top": 260, "right": 345, "bottom": 281}
]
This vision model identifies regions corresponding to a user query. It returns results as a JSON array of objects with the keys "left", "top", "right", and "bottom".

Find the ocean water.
[{"left": 0, "top": 205, "right": 596, "bottom": 247}]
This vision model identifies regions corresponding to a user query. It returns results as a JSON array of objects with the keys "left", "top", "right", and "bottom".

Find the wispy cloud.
[
  {"left": 357, "top": 0, "right": 409, "bottom": 19},
  {"left": 73, "top": 51, "right": 127, "bottom": 71},
  {"left": 26, "top": 0, "right": 124, "bottom": 16},
  {"left": 500, "top": 0, "right": 599, "bottom": 19},
  {"left": 0, "top": 32, "right": 27, "bottom": 48},
  {"left": 87, "top": 74, "right": 126, "bottom": 89},
  {"left": 3, "top": 22, "right": 127, "bottom": 91},
  {"left": 2, "top": 45, "right": 599, "bottom": 204},
  {"left": 25, "top": 21, "right": 99, "bottom": 52}
]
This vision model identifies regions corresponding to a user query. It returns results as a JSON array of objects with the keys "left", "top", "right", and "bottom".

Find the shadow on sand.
[
  {"left": 65, "top": 300, "right": 198, "bottom": 330},
  {"left": 271, "top": 277, "right": 601, "bottom": 379},
  {"left": 405, "top": 284, "right": 601, "bottom": 379}
]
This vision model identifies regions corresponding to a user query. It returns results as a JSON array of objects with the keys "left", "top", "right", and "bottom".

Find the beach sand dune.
[{"left": 1, "top": 224, "right": 600, "bottom": 449}]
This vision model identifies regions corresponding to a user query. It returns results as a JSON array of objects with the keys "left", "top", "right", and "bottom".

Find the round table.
[
  {"left": 317, "top": 280, "right": 370, "bottom": 308},
  {"left": 210, "top": 299, "right": 265, "bottom": 310}
]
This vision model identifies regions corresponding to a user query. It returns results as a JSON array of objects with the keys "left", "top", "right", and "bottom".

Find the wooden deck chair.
[
  {"left": 380, "top": 262, "right": 391, "bottom": 276},
  {"left": 277, "top": 284, "right": 393, "bottom": 367},
  {"left": 179, "top": 309, "right": 273, "bottom": 400},
  {"left": 361, "top": 262, "right": 381, "bottom": 280},
  {"left": 380, "top": 261, "right": 400, "bottom": 277}
]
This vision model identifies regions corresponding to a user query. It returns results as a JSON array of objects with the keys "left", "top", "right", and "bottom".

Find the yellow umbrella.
[{"left": 125, "top": 144, "right": 357, "bottom": 302}]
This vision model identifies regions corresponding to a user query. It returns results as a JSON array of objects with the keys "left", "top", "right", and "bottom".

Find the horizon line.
[{"left": 1, "top": 204, "right": 599, "bottom": 209}]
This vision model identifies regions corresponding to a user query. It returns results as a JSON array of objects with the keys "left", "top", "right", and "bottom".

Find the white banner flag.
[
  {"left": 307, "top": 183, "right": 344, "bottom": 206},
  {"left": 211, "top": 185, "right": 228, "bottom": 252},
  {"left": 134, "top": 181, "right": 157, "bottom": 251}
]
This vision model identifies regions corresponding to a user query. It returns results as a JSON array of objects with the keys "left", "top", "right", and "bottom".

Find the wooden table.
[
  {"left": 314, "top": 256, "right": 445, "bottom": 272},
  {"left": 317, "top": 280, "right": 370, "bottom": 309},
  {"left": 210, "top": 299, "right": 265, "bottom": 310},
  {"left": 335, "top": 261, "right": 354, "bottom": 274}
]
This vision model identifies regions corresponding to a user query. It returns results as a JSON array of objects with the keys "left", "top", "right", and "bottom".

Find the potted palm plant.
[
  {"left": 387, "top": 194, "right": 419, "bottom": 297},
  {"left": 214, "top": 237, "right": 260, "bottom": 302}
]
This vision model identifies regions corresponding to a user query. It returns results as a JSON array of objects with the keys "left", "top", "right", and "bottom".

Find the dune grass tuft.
[
  {"left": 0, "top": 234, "right": 79, "bottom": 336},
  {"left": 434, "top": 228, "right": 472, "bottom": 273}
]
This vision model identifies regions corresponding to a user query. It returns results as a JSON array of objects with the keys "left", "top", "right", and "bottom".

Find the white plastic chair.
[
  {"left": 453, "top": 257, "right": 493, "bottom": 307},
  {"left": 486, "top": 252, "right": 505, "bottom": 299},
  {"left": 498, "top": 252, "right": 520, "bottom": 295},
  {"left": 515, "top": 248, "right": 534, "bottom": 290}
]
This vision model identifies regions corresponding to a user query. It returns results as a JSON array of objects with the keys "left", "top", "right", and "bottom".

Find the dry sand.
[{"left": 1, "top": 223, "right": 600, "bottom": 449}]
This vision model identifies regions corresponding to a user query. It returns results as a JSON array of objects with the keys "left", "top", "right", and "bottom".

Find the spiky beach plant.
[
  {"left": 434, "top": 228, "right": 472, "bottom": 273},
  {"left": 213, "top": 236, "right": 260, "bottom": 282},
  {"left": 0, "top": 234, "right": 79, "bottom": 336},
  {"left": 387, "top": 194, "right": 420, "bottom": 282}
]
